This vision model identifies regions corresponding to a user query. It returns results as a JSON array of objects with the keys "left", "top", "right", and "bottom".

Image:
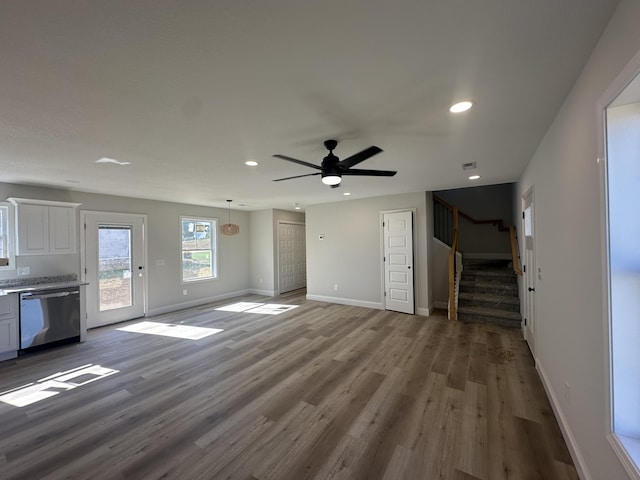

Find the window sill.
[{"left": 609, "top": 433, "right": 640, "bottom": 480}]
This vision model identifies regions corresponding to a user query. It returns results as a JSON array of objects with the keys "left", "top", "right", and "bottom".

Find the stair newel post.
[{"left": 448, "top": 206, "right": 459, "bottom": 320}]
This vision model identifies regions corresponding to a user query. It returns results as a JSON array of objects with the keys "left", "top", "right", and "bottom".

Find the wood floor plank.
[{"left": 0, "top": 290, "right": 579, "bottom": 480}]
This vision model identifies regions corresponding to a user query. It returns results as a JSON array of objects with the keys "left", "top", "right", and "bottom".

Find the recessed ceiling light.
[
  {"left": 293, "top": 203, "right": 302, "bottom": 210},
  {"left": 469, "top": 175, "right": 481, "bottom": 180},
  {"left": 245, "top": 160, "right": 258, "bottom": 166},
  {"left": 450, "top": 101, "right": 473, "bottom": 113},
  {"left": 96, "top": 157, "right": 131, "bottom": 165},
  {"left": 343, "top": 192, "right": 351, "bottom": 196}
]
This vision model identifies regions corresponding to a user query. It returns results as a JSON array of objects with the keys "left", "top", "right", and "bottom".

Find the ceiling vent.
[{"left": 462, "top": 162, "right": 477, "bottom": 171}]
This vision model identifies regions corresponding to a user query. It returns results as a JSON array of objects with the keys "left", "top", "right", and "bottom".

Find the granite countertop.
[{"left": 0, "top": 275, "right": 88, "bottom": 295}]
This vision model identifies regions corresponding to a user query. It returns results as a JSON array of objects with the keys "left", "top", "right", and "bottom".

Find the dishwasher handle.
[{"left": 21, "top": 290, "right": 80, "bottom": 300}]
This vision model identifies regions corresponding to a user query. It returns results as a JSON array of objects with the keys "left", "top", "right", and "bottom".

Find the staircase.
[{"left": 457, "top": 259, "right": 521, "bottom": 328}]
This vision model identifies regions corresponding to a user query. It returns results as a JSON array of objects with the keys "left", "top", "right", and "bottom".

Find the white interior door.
[
  {"left": 82, "top": 212, "right": 146, "bottom": 328},
  {"left": 383, "top": 211, "right": 415, "bottom": 314},
  {"left": 278, "top": 222, "right": 306, "bottom": 294},
  {"left": 522, "top": 189, "right": 536, "bottom": 355}
]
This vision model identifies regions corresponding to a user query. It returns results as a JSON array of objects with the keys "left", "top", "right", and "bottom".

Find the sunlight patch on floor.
[
  {"left": 0, "top": 364, "right": 119, "bottom": 407},
  {"left": 215, "top": 302, "right": 298, "bottom": 315},
  {"left": 117, "top": 321, "right": 223, "bottom": 340}
]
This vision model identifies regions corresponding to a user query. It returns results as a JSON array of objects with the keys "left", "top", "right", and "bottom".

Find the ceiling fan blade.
[
  {"left": 338, "top": 146, "right": 383, "bottom": 169},
  {"left": 273, "top": 154, "right": 322, "bottom": 170},
  {"left": 341, "top": 169, "right": 397, "bottom": 177},
  {"left": 273, "top": 172, "right": 321, "bottom": 182}
]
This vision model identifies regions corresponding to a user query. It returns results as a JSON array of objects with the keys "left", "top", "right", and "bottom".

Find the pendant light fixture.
[{"left": 220, "top": 199, "right": 240, "bottom": 236}]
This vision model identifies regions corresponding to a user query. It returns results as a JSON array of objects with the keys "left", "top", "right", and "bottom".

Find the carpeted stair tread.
[
  {"left": 458, "top": 292, "right": 520, "bottom": 305},
  {"left": 457, "top": 305, "right": 522, "bottom": 320}
]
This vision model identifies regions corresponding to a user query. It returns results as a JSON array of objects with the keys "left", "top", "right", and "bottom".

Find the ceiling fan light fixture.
[
  {"left": 450, "top": 101, "right": 473, "bottom": 113},
  {"left": 321, "top": 174, "right": 342, "bottom": 186}
]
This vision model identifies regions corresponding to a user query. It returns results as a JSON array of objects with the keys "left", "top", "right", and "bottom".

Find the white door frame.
[
  {"left": 276, "top": 220, "right": 306, "bottom": 295},
  {"left": 80, "top": 211, "right": 148, "bottom": 328},
  {"left": 521, "top": 187, "right": 536, "bottom": 356},
  {"left": 380, "top": 208, "right": 416, "bottom": 314}
]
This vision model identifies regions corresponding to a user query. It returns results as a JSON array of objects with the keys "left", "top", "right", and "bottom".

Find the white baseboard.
[
  {"left": 536, "top": 360, "right": 592, "bottom": 480},
  {"left": 416, "top": 306, "right": 430, "bottom": 316},
  {"left": 248, "top": 288, "right": 276, "bottom": 296},
  {"left": 147, "top": 289, "right": 251, "bottom": 316},
  {"left": 305, "top": 294, "right": 384, "bottom": 310}
]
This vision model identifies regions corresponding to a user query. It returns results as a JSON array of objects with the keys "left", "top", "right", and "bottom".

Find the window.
[
  {"left": 603, "top": 66, "right": 640, "bottom": 478},
  {"left": 181, "top": 217, "right": 217, "bottom": 282},
  {"left": 0, "top": 203, "right": 14, "bottom": 270}
]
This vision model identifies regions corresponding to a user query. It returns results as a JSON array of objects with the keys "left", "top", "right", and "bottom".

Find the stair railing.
[
  {"left": 509, "top": 226, "right": 523, "bottom": 275},
  {"left": 448, "top": 207, "right": 459, "bottom": 320}
]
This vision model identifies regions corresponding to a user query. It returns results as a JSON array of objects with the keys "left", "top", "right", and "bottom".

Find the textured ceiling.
[{"left": 0, "top": 0, "right": 620, "bottom": 211}]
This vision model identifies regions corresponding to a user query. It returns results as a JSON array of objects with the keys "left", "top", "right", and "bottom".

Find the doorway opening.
[
  {"left": 522, "top": 187, "right": 536, "bottom": 356},
  {"left": 81, "top": 212, "right": 146, "bottom": 328},
  {"left": 381, "top": 209, "right": 415, "bottom": 314},
  {"left": 277, "top": 221, "right": 306, "bottom": 294}
]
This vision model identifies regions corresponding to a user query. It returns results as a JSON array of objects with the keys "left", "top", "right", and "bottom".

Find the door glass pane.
[{"left": 98, "top": 226, "right": 132, "bottom": 311}]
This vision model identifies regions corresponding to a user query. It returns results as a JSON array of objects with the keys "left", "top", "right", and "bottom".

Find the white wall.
[
  {"left": 0, "top": 182, "right": 251, "bottom": 316},
  {"left": 306, "top": 192, "right": 432, "bottom": 314},
  {"left": 515, "top": 1, "right": 640, "bottom": 478}
]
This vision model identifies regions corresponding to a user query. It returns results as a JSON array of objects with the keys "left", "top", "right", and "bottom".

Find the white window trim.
[
  {"left": 598, "top": 46, "right": 640, "bottom": 480},
  {"left": 0, "top": 202, "right": 16, "bottom": 271},
  {"left": 180, "top": 216, "right": 218, "bottom": 283}
]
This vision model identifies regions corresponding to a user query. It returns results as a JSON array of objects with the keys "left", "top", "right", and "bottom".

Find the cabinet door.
[
  {"left": 0, "top": 295, "right": 18, "bottom": 358},
  {"left": 0, "top": 319, "right": 18, "bottom": 353},
  {"left": 49, "top": 206, "right": 76, "bottom": 254},
  {"left": 17, "top": 204, "right": 49, "bottom": 255}
]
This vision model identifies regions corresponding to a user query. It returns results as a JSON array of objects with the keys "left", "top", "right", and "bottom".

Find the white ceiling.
[{"left": 0, "top": 1, "right": 620, "bottom": 211}]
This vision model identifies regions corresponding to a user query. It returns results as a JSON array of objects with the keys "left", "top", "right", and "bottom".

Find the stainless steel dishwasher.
[{"left": 19, "top": 287, "right": 81, "bottom": 351}]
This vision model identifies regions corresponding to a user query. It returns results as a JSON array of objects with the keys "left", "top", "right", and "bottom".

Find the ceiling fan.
[{"left": 273, "top": 139, "right": 396, "bottom": 187}]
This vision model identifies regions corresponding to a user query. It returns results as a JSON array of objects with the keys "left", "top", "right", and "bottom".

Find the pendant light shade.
[{"left": 220, "top": 200, "right": 240, "bottom": 236}]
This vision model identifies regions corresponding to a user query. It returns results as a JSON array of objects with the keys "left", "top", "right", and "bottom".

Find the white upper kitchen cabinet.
[{"left": 8, "top": 198, "right": 81, "bottom": 255}]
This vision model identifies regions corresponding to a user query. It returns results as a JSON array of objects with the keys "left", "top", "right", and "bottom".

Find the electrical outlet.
[
  {"left": 183, "top": 289, "right": 188, "bottom": 296},
  {"left": 17, "top": 266, "right": 30, "bottom": 276},
  {"left": 334, "top": 284, "right": 338, "bottom": 291}
]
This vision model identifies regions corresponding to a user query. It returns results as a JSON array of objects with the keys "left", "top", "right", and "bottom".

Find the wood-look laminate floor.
[{"left": 0, "top": 290, "right": 578, "bottom": 480}]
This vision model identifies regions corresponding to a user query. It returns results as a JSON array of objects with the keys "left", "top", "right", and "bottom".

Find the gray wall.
[
  {"left": 431, "top": 238, "right": 450, "bottom": 309},
  {"left": 0, "top": 182, "right": 250, "bottom": 315},
  {"left": 515, "top": 1, "right": 639, "bottom": 478},
  {"left": 248, "top": 208, "right": 305, "bottom": 295},
  {"left": 305, "top": 192, "right": 433, "bottom": 315},
  {"left": 249, "top": 209, "right": 275, "bottom": 294}
]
